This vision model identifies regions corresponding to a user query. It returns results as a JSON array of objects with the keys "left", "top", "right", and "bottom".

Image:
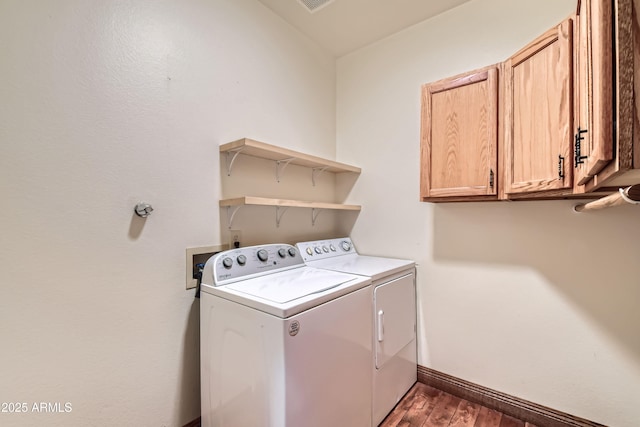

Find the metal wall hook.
[{"left": 134, "top": 203, "right": 154, "bottom": 218}]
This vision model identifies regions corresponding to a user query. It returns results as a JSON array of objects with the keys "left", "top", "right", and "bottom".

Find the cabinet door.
[
  {"left": 583, "top": 0, "right": 635, "bottom": 192},
  {"left": 574, "top": 0, "right": 614, "bottom": 187},
  {"left": 504, "top": 19, "right": 573, "bottom": 195},
  {"left": 420, "top": 67, "right": 498, "bottom": 200}
]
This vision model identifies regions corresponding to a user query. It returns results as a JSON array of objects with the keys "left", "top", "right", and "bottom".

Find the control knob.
[
  {"left": 278, "top": 248, "right": 287, "bottom": 258},
  {"left": 222, "top": 257, "right": 233, "bottom": 269},
  {"left": 340, "top": 241, "right": 351, "bottom": 252},
  {"left": 314, "top": 247, "right": 322, "bottom": 254},
  {"left": 288, "top": 248, "right": 297, "bottom": 257},
  {"left": 257, "top": 249, "right": 269, "bottom": 262},
  {"left": 322, "top": 245, "right": 329, "bottom": 253},
  {"left": 306, "top": 247, "right": 313, "bottom": 256},
  {"left": 237, "top": 255, "right": 247, "bottom": 266}
]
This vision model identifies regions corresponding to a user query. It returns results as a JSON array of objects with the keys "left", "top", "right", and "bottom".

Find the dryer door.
[{"left": 374, "top": 272, "right": 416, "bottom": 369}]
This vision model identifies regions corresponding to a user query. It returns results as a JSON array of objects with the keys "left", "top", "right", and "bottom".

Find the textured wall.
[{"left": 0, "top": 0, "right": 336, "bottom": 425}]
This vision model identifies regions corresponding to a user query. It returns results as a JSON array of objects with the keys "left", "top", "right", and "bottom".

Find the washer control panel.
[
  {"left": 296, "top": 237, "right": 357, "bottom": 262},
  {"left": 208, "top": 244, "right": 303, "bottom": 285}
]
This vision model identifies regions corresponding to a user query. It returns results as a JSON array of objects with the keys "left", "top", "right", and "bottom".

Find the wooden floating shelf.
[
  {"left": 219, "top": 139, "right": 362, "bottom": 227},
  {"left": 220, "top": 138, "right": 361, "bottom": 174},
  {"left": 219, "top": 196, "right": 361, "bottom": 211}
]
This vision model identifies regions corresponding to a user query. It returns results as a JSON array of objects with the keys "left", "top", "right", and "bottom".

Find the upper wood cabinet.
[
  {"left": 504, "top": 18, "right": 574, "bottom": 196},
  {"left": 419, "top": 0, "right": 640, "bottom": 204},
  {"left": 574, "top": 0, "right": 614, "bottom": 186},
  {"left": 579, "top": 0, "right": 640, "bottom": 192},
  {"left": 420, "top": 66, "right": 499, "bottom": 201}
]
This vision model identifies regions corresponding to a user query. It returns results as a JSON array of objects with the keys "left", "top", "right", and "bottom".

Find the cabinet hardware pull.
[
  {"left": 489, "top": 169, "right": 494, "bottom": 188},
  {"left": 574, "top": 127, "right": 588, "bottom": 167},
  {"left": 558, "top": 155, "right": 565, "bottom": 180}
]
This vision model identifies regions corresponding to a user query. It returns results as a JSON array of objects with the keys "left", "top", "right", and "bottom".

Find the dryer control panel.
[
  {"left": 203, "top": 244, "right": 303, "bottom": 286},
  {"left": 296, "top": 237, "right": 357, "bottom": 262}
]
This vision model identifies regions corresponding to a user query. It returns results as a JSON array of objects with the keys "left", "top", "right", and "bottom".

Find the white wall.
[
  {"left": 0, "top": 0, "right": 337, "bottom": 426},
  {"left": 337, "top": 1, "right": 640, "bottom": 426}
]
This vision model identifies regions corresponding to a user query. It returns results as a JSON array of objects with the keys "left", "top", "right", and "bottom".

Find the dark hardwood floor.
[{"left": 379, "top": 382, "right": 537, "bottom": 427}]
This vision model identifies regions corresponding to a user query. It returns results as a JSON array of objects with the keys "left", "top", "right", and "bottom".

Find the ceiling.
[{"left": 256, "top": 0, "right": 474, "bottom": 57}]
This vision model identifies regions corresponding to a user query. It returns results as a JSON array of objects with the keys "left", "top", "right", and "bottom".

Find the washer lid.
[
  {"left": 306, "top": 254, "right": 414, "bottom": 281},
  {"left": 225, "top": 267, "right": 356, "bottom": 303},
  {"left": 203, "top": 266, "right": 371, "bottom": 317}
]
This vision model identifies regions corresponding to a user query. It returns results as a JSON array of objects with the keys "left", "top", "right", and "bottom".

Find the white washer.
[
  {"left": 200, "top": 243, "right": 373, "bottom": 427},
  {"left": 296, "top": 237, "right": 417, "bottom": 426}
]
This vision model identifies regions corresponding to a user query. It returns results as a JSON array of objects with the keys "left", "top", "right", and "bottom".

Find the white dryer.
[
  {"left": 296, "top": 237, "right": 416, "bottom": 426},
  {"left": 200, "top": 243, "right": 373, "bottom": 427}
]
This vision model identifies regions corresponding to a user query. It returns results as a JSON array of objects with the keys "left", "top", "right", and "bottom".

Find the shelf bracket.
[
  {"left": 226, "top": 205, "right": 242, "bottom": 229},
  {"left": 275, "top": 206, "right": 289, "bottom": 227},
  {"left": 275, "top": 158, "right": 295, "bottom": 182},
  {"left": 311, "top": 208, "right": 323, "bottom": 226},
  {"left": 225, "top": 148, "right": 245, "bottom": 176},
  {"left": 311, "top": 166, "right": 329, "bottom": 186}
]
